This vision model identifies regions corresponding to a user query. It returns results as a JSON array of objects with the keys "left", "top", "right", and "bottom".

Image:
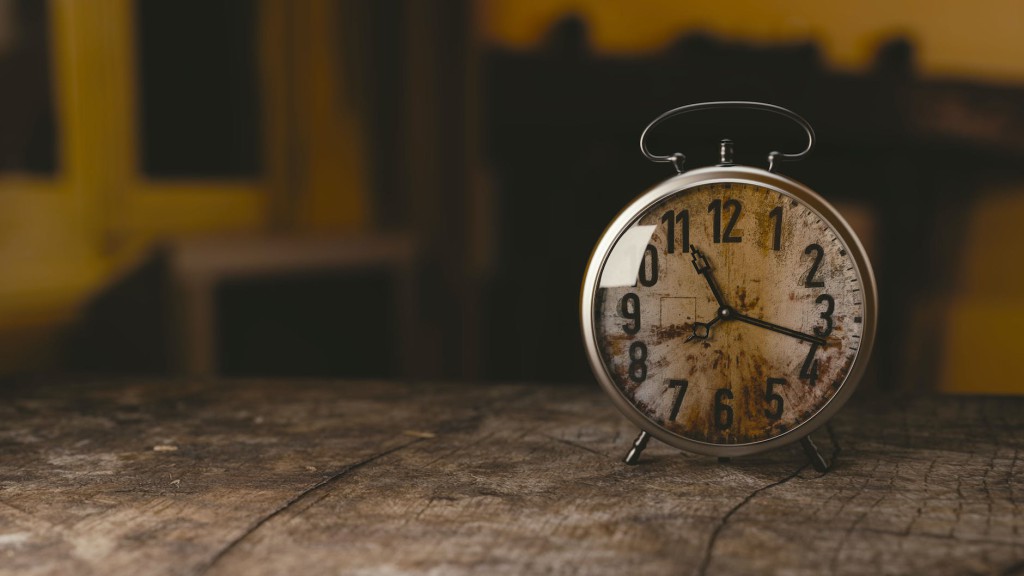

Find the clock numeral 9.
[
  {"left": 661, "top": 209, "right": 690, "bottom": 253},
  {"left": 628, "top": 342, "right": 648, "bottom": 383},
  {"left": 764, "top": 377, "right": 785, "bottom": 420},
  {"left": 708, "top": 199, "right": 742, "bottom": 244},
  {"left": 638, "top": 245, "right": 659, "bottom": 287},
  {"left": 620, "top": 293, "right": 640, "bottom": 335},
  {"left": 714, "top": 388, "right": 733, "bottom": 430}
]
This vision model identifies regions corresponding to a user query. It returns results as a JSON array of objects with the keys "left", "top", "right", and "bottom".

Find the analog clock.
[{"left": 580, "top": 102, "right": 877, "bottom": 465}]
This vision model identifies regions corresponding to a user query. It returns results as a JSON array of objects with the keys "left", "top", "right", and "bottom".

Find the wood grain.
[{"left": 0, "top": 378, "right": 1021, "bottom": 575}]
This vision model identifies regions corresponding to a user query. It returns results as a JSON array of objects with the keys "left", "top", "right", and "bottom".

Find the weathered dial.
[{"left": 593, "top": 181, "right": 865, "bottom": 446}]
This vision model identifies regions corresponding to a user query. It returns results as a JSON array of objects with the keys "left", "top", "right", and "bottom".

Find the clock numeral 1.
[
  {"left": 708, "top": 199, "right": 742, "bottom": 243},
  {"left": 638, "top": 245, "right": 659, "bottom": 287},
  {"left": 768, "top": 206, "right": 783, "bottom": 251},
  {"left": 800, "top": 344, "right": 820, "bottom": 386},
  {"left": 764, "top": 377, "right": 785, "bottom": 420},
  {"left": 661, "top": 209, "right": 690, "bottom": 253},
  {"left": 667, "top": 379, "right": 688, "bottom": 421},
  {"left": 714, "top": 388, "right": 734, "bottom": 430},
  {"left": 628, "top": 341, "right": 648, "bottom": 383},
  {"left": 620, "top": 293, "right": 640, "bottom": 335}
]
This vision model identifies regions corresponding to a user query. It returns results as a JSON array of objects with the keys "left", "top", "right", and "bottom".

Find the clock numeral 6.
[
  {"left": 714, "top": 388, "right": 733, "bottom": 430},
  {"left": 620, "top": 293, "right": 641, "bottom": 335},
  {"left": 628, "top": 341, "right": 648, "bottom": 383},
  {"left": 764, "top": 377, "right": 785, "bottom": 420}
]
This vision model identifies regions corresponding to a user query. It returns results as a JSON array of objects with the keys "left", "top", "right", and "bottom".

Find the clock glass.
[{"left": 592, "top": 179, "right": 866, "bottom": 447}]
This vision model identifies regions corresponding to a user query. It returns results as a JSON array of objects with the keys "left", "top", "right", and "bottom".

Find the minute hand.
[{"left": 732, "top": 312, "right": 827, "bottom": 347}]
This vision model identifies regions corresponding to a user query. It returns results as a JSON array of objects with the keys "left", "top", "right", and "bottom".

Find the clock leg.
[
  {"left": 623, "top": 430, "right": 650, "bottom": 465},
  {"left": 800, "top": 434, "right": 831, "bottom": 473}
]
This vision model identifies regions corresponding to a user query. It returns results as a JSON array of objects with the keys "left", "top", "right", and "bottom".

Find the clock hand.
[
  {"left": 690, "top": 245, "right": 728, "bottom": 308},
  {"left": 685, "top": 315, "right": 721, "bottom": 343},
  {"left": 731, "top": 311, "right": 827, "bottom": 346}
]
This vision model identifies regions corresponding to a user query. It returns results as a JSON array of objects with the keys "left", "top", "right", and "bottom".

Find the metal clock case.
[{"left": 580, "top": 102, "right": 877, "bottom": 471}]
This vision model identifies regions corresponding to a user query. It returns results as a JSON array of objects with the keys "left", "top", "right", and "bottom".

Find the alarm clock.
[{"left": 579, "top": 102, "right": 877, "bottom": 470}]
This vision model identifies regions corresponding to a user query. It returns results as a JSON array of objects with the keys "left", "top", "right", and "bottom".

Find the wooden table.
[{"left": 0, "top": 379, "right": 1021, "bottom": 575}]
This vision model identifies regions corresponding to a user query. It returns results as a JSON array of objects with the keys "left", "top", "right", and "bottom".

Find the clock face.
[{"left": 590, "top": 178, "right": 868, "bottom": 447}]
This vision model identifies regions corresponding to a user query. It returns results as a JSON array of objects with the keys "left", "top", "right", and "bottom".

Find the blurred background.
[{"left": 0, "top": 0, "right": 1022, "bottom": 393}]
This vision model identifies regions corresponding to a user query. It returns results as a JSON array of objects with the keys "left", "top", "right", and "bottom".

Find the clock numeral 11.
[{"left": 661, "top": 209, "right": 690, "bottom": 253}]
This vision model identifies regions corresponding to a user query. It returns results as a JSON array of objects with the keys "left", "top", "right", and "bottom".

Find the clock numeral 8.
[{"left": 628, "top": 342, "right": 648, "bottom": 383}]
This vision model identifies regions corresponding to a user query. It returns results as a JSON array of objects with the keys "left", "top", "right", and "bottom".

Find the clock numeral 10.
[
  {"left": 661, "top": 209, "right": 690, "bottom": 253},
  {"left": 638, "top": 245, "right": 658, "bottom": 287}
]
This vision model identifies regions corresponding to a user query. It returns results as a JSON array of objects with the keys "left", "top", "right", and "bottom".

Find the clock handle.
[{"left": 639, "top": 101, "right": 816, "bottom": 173}]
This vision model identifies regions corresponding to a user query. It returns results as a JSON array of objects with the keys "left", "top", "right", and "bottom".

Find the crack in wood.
[
  {"left": 697, "top": 465, "right": 808, "bottom": 576},
  {"left": 197, "top": 437, "right": 424, "bottom": 575}
]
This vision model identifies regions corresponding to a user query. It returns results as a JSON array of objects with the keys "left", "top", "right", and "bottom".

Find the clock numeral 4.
[{"left": 800, "top": 344, "right": 820, "bottom": 386}]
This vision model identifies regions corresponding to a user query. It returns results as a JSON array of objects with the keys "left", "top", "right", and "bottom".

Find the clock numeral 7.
[{"left": 667, "top": 379, "right": 688, "bottom": 421}]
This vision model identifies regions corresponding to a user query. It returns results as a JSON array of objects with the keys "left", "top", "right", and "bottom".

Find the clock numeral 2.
[
  {"left": 709, "top": 199, "right": 742, "bottom": 243},
  {"left": 620, "top": 293, "right": 640, "bottom": 335},
  {"left": 764, "top": 377, "right": 785, "bottom": 420},
  {"left": 714, "top": 388, "right": 734, "bottom": 429},
  {"left": 667, "top": 379, "right": 688, "bottom": 421},
  {"left": 661, "top": 209, "right": 690, "bottom": 253},
  {"left": 803, "top": 243, "right": 826, "bottom": 288},
  {"left": 638, "top": 245, "right": 658, "bottom": 287}
]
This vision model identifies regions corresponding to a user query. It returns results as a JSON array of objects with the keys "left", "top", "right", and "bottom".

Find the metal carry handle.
[{"left": 639, "top": 101, "right": 815, "bottom": 173}]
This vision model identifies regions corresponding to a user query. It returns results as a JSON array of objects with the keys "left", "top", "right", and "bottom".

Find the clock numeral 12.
[
  {"left": 708, "top": 199, "right": 742, "bottom": 243},
  {"left": 661, "top": 209, "right": 690, "bottom": 253}
]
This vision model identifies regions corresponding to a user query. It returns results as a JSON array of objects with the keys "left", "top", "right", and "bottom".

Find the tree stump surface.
[{"left": 0, "top": 378, "right": 1021, "bottom": 575}]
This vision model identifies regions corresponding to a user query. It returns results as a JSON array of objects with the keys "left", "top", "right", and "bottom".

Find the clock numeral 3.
[
  {"left": 620, "top": 293, "right": 641, "bottom": 335},
  {"left": 667, "top": 379, "right": 688, "bottom": 421},
  {"left": 661, "top": 209, "right": 690, "bottom": 253},
  {"left": 814, "top": 294, "right": 835, "bottom": 337},
  {"left": 764, "top": 377, "right": 785, "bottom": 420},
  {"left": 628, "top": 342, "right": 648, "bottom": 383},
  {"left": 638, "top": 245, "right": 659, "bottom": 287},
  {"left": 714, "top": 388, "right": 734, "bottom": 429},
  {"left": 709, "top": 199, "right": 742, "bottom": 243}
]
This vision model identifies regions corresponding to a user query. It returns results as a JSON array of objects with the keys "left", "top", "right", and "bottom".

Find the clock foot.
[
  {"left": 801, "top": 434, "right": 832, "bottom": 473},
  {"left": 623, "top": 430, "right": 650, "bottom": 465}
]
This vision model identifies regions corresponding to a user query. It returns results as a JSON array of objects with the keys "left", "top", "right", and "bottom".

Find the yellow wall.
[{"left": 478, "top": 0, "right": 1024, "bottom": 82}]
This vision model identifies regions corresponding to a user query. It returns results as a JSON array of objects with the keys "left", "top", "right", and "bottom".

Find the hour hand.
[{"left": 690, "top": 245, "right": 727, "bottom": 308}]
